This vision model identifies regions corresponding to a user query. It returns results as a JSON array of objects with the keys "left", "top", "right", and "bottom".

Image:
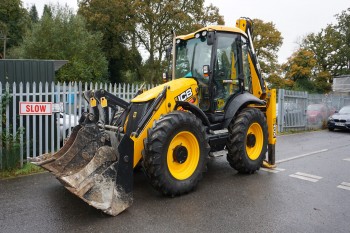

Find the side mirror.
[
  {"left": 335, "top": 110, "right": 338, "bottom": 113},
  {"left": 203, "top": 65, "right": 210, "bottom": 77},
  {"left": 207, "top": 31, "right": 215, "bottom": 45}
]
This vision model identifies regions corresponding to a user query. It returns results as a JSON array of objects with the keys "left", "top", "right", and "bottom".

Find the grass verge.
[{"left": 0, "top": 163, "right": 45, "bottom": 179}]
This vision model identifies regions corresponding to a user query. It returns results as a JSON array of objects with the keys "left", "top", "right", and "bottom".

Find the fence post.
[
  {"left": 26, "top": 82, "right": 30, "bottom": 160},
  {"left": 12, "top": 82, "right": 17, "bottom": 144},
  {"left": 44, "top": 82, "right": 49, "bottom": 154},
  {"left": 5, "top": 82, "right": 10, "bottom": 152},
  {"left": 51, "top": 82, "right": 55, "bottom": 155},
  {"left": 19, "top": 83, "right": 24, "bottom": 167},
  {"left": 38, "top": 82, "right": 43, "bottom": 156},
  {"left": 32, "top": 82, "right": 36, "bottom": 158},
  {"left": 277, "top": 89, "right": 284, "bottom": 133},
  {"left": 63, "top": 82, "right": 67, "bottom": 142},
  {"left": 56, "top": 82, "right": 61, "bottom": 150}
]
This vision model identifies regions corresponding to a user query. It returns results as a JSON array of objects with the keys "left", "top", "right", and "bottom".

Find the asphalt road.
[{"left": 1, "top": 130, "right": 350, "bottom": 233}]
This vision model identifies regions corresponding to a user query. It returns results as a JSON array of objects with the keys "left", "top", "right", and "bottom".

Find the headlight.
[{"left": 328, "top": 116, "right": 333, "bottom": 121}]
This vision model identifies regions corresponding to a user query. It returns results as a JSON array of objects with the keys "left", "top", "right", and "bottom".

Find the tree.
[
  {"left": 0, "top": 0, "right": 29, "bottom": 55},
  {"left": 29, "top": 5, "right": 39, "bottom": 23},
  {"left": 252, "top": 19, "right": 283, "bottom": 78},
  {"left": 302, "top": 25, "right": 344, "bottom": 79},
  {"left": 78, "top": 0, "right": 138, "bottom": 83},
  {"left": 282, "top": 49, "right": 315, "bottom": 91},
  {"left": 282, "top": 48, "right": 331, "bottom": 93},
  {"left": 11, "top": 4, "right": 108, "bottom": 82},
  {"left": 42, "top": 4, "right": 53, "bottom": 18},
  {"left": 78, "top": 0, "right": 224, "bottom": 83},
  {"left": 335, "top": 8, "right": 350, "bottom": 73},
  {"left": 133, "top": 0, "right": 224, "bottom": 83}
]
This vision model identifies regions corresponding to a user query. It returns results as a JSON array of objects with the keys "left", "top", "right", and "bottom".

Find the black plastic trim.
[{"left": 223, "top": 92, "right": 265, "bottom": 128}]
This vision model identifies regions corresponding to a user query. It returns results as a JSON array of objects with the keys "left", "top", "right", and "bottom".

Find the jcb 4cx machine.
[{"left": 31, "top": 18, "right": 277, "bottom": 216}]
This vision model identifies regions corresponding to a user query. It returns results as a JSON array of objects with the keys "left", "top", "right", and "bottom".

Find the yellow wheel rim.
[
  {"left": 245, "top": 122, "right": 263, "bottom": 160},
  {"left": 167, "top": 131, "right": 200, "bottom": 180}
]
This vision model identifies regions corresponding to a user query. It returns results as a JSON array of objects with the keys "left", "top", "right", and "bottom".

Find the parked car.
[
  {"left": 327, "top": 105, "right": 350, "bottom": 131},
  {"left": 58, "top": 113, "right": 79, "bottom": 141},
  {"left": 306, "top": 104, "right": 335, "bottom": 125}
]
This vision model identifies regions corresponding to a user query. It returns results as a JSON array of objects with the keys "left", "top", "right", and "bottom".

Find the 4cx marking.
[{"left": 175, "top": 88, "right": 193, "bottom": 101}]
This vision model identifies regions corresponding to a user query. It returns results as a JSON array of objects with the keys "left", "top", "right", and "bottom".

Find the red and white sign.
[{"left": 19, "top": 102, "right": 52, "bottom": 115}]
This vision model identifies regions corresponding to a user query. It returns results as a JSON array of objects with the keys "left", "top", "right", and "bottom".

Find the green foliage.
[
  {"left": 1, "top": 92, "right": 23, "bottom": 171},
  {"left": 253, "top": 19, "right": 283, "bottom": 77},
  {"left": 29, "top": 5, "right": 39, "bottom": 23},
  {"left": 0, "top": 0, "right": 30, "bottom": 53},
  {"left": 78, "top": 0, "right": 224, "bottom": 84},
  {"left": 302, "top": 25, "right": 344, "bottom": 78},
  {"left": 10, "top": 4, "right": 108, "bottom": 83},
  {"left": 0, "top": 163, "right": 44, "bottom": 179},
  {"left": 132, "top": 0, "right": 224, "bottom": 83},
  {"left": 282, "top": 48, "right": 331, "bottom": 93},
  {"left": 335, "top": 8, "right": 350, "bottom": 74},
  {"left": 78, "top": 0, "right": 138, "bottom": 83},
  {"left": 297, "top": 7, "right": 350, "bottom": 93},
  {"left": 43, "top": 4, "right": 53, "bottom": 18}
]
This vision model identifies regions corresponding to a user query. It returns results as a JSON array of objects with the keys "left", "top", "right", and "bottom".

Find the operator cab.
[{"left": 172, "top": 26, "right": 253, "bottom": 122}]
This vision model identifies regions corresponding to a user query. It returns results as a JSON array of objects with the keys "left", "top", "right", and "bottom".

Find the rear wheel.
[
  {"left": 226, "top": 108, "right": 267, "bottom": 173},
  {"left": 142, "top": 111, "right": 209, "bottom": 196}
]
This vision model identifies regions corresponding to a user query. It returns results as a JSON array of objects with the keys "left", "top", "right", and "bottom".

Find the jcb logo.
[{"left": 176, "top": 88, "right": 193, "bottom": 102}]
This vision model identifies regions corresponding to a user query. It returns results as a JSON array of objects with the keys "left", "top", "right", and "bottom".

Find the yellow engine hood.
[{"left": 132, "top": 78, "right": 198, "bottom": 103}]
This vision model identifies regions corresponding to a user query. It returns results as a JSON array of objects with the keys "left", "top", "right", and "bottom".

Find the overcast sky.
[{"left": 22, "top": 0, "right": 349, "bottom": 63}]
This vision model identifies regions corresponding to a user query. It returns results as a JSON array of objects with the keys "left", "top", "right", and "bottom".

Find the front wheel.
[
  {"left": 226, "top": 108, "right": 268, "bottom": 173},
  {"left": 142, "top": 111, "right": 210, "bottom": 196}
]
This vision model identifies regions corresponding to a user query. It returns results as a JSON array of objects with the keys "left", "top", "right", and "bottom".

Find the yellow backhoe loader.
[{"left": 31, "top": 18, "right": 277, "bottom": 216}]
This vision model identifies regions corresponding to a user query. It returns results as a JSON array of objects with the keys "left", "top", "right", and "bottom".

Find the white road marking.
[
  {"left": 294, "top": 172, "right": 323, "bottom": 180},
  {"left": 343, "top": 158, "right": 350, "bottom": 162},
  {"left": 289, "top": 172, "right": 323, "bottom": 182},
  {"left": 276, "top": 149, "right": 328, "bottom": 164},
  {"left": 260, "top": 167, "right": 285, "bottom": 173},
  {"left": 337, "top": 182, "right": 350, "bottom": 191}
]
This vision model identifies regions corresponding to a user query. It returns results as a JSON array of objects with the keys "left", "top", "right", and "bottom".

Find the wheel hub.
[
  {"left": 173, "top": 145, "right": 188, "bottom": 164},
  {"left": 246, "top": 133, "right": 256, "bottom": 148}
]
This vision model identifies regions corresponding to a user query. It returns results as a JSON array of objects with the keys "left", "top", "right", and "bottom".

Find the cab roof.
[{"left": 177, "top": 25, "right": 247, "bottom": 40}]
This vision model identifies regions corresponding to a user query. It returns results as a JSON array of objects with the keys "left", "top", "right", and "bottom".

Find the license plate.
[{"left": 335, "top": 122, "right": 345, "bottom": 126}]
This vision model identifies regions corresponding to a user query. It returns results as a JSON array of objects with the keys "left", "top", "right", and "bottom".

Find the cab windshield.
[
  {"left": 175, "top": 37, "right": 212, "bottom": 85},
  {"left": 174, "top": 32, "right": 243, "bottom": 111}
]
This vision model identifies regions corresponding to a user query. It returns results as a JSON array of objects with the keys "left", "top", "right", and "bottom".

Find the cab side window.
[{"left": 241, "top": 38, "right": 252, "bottom": 93}]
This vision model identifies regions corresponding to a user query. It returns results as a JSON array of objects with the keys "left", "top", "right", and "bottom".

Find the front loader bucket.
[
  {"left": 30, "top": 121, "right": 135, "bottom": 216},
  {"left": 59, "top": 145, "right": 133, "bottom": 216}
]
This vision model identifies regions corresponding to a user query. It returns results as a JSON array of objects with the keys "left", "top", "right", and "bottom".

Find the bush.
[{"left": 1, "top": 92, "right": 23, "bottom": 171}]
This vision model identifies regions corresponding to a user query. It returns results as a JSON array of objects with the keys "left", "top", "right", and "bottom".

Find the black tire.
[
  {"left": 328, "top": 127, "right": 334, "bottom": 131},
  {"left": 226, "top": 108, "right": 268, "bottom": 174},
  {"left": 142, "top": 111, "right": 210, "bottom": 196}
]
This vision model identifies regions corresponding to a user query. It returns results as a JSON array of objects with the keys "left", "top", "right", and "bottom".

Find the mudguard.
[{"left": 223, "top": 92, "right": 265, "bottom": 128}]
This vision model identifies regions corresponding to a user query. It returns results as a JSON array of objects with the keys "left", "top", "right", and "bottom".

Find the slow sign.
[{"left": 19, "top": 102, "right": 52, "bottom": 115}]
